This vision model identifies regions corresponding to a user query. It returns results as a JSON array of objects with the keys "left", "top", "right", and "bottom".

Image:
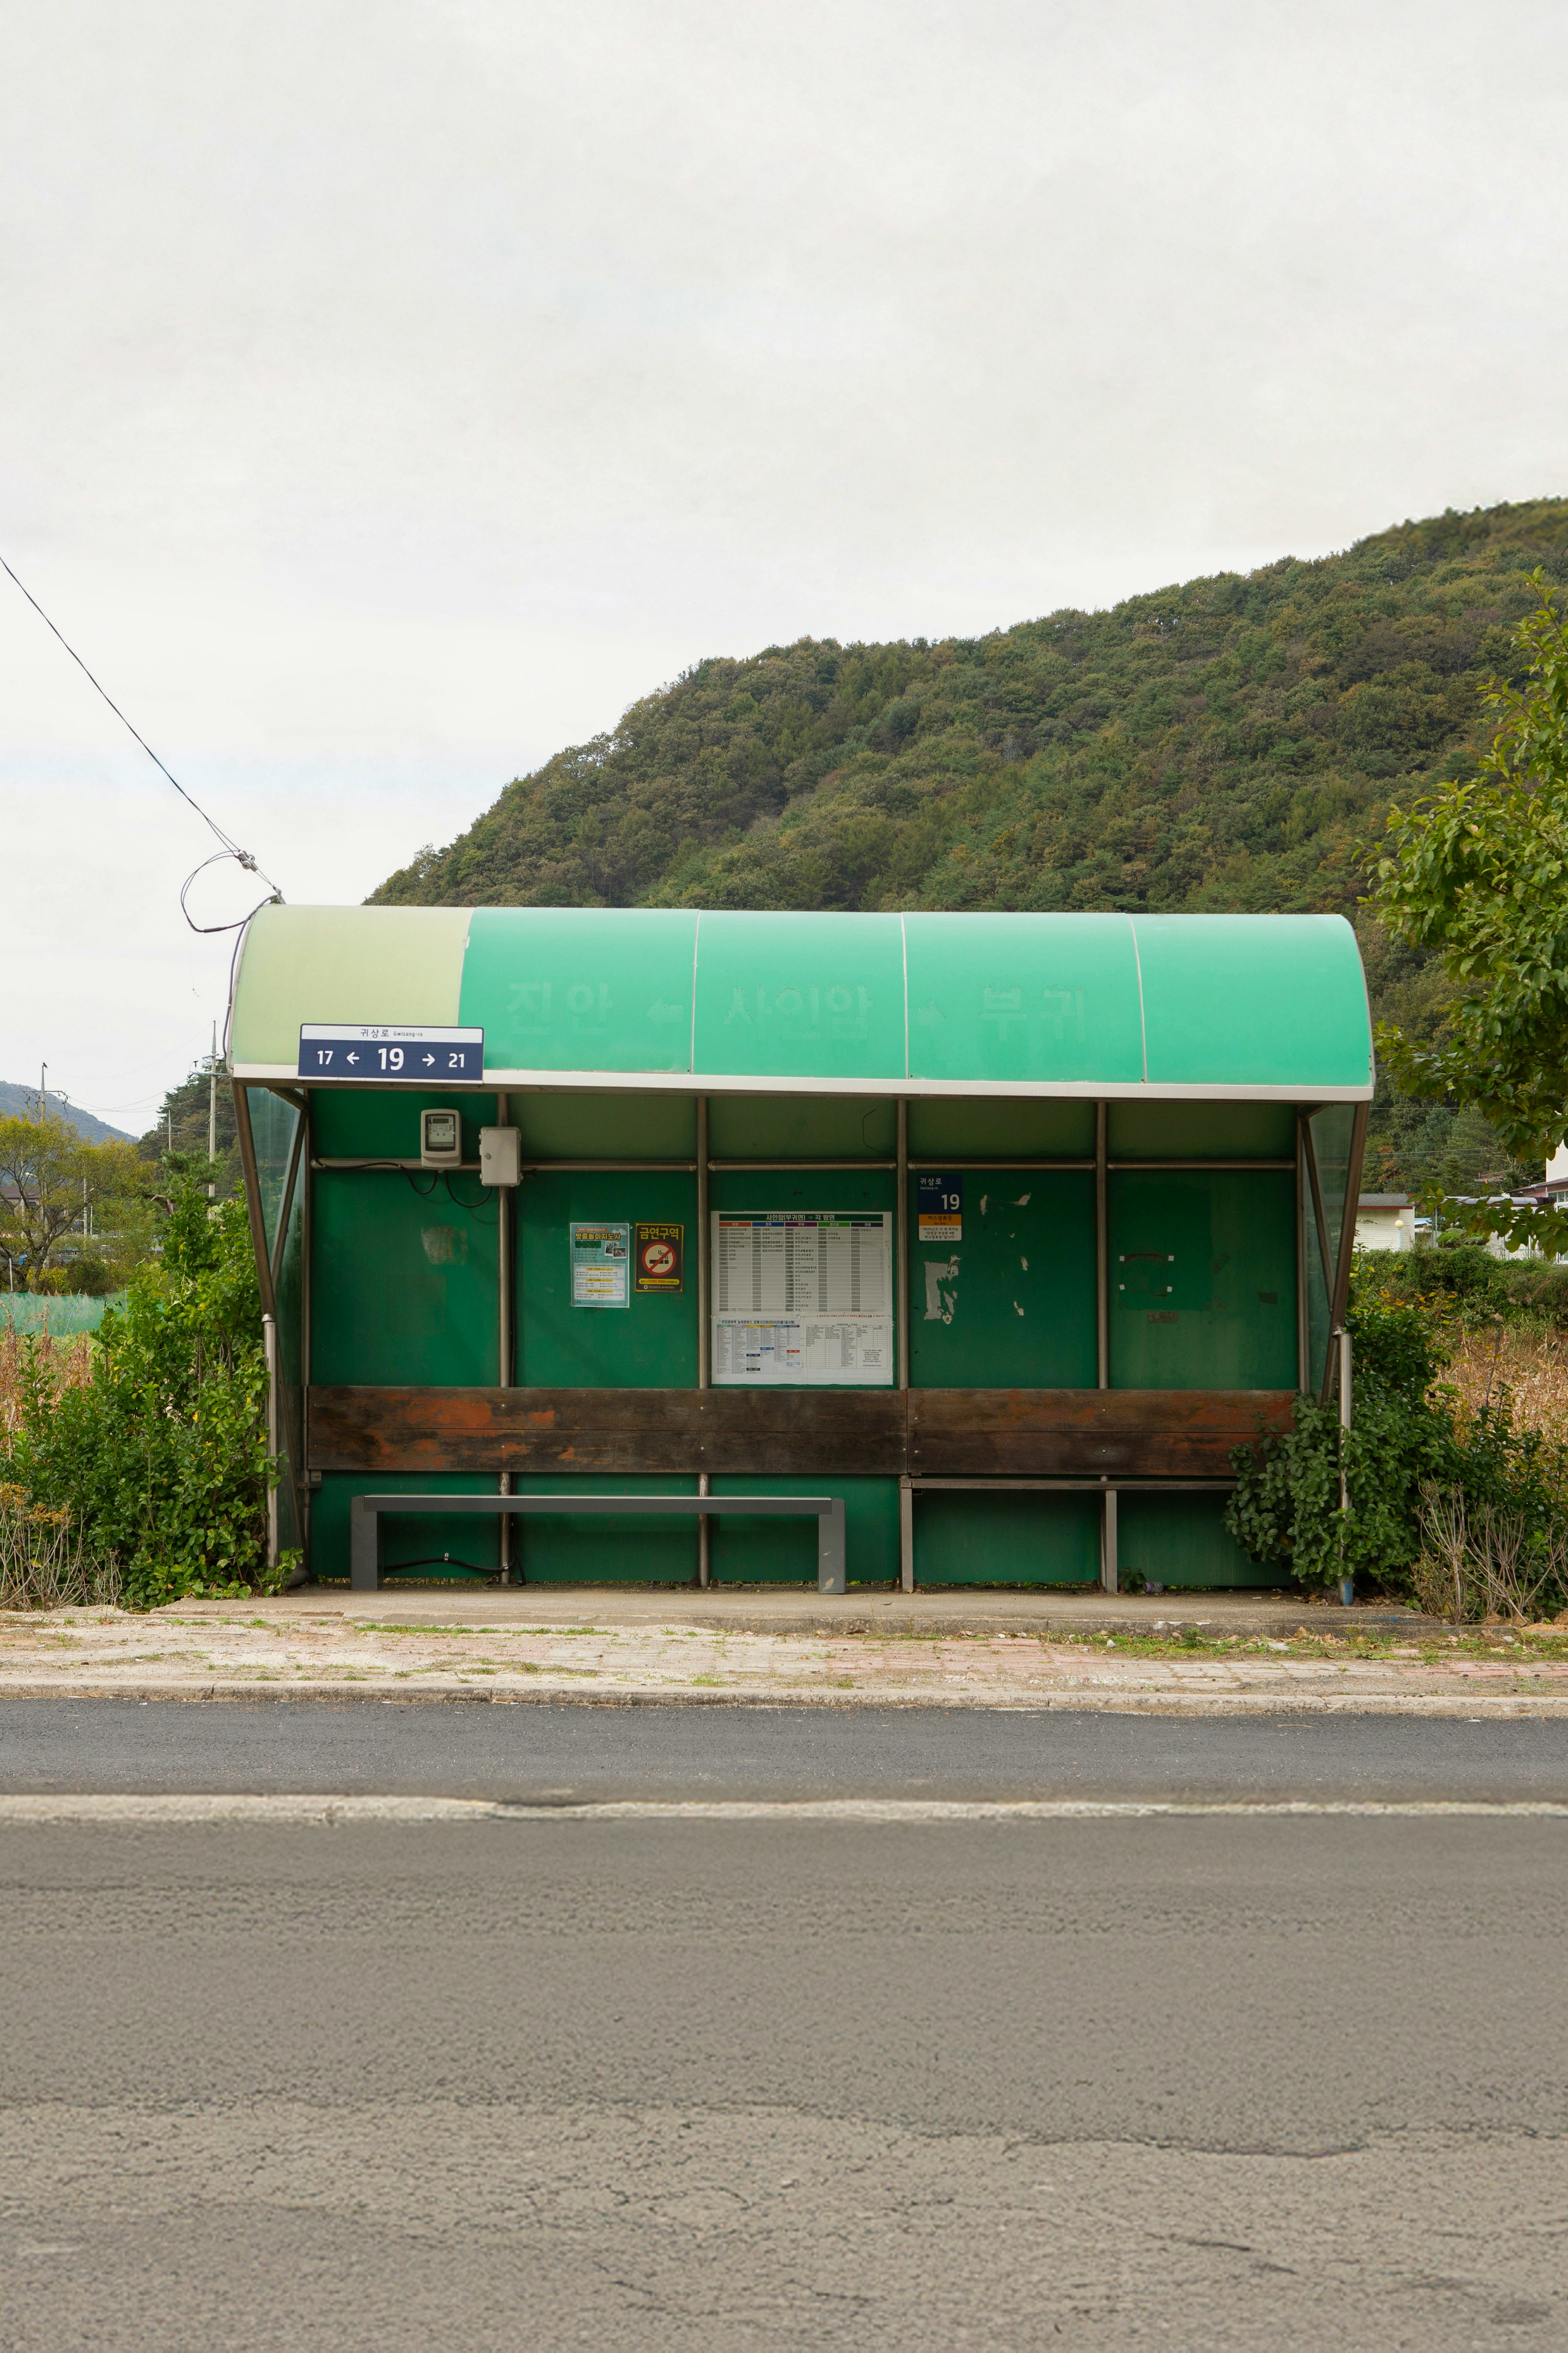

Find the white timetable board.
[{"left": 711, "top": 1211, "right": 893, "bottom": 1385}]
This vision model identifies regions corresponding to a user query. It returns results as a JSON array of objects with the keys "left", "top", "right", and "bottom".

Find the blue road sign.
[{"left": 298, "top": 1024, "right": 484, "bottom": 1081}]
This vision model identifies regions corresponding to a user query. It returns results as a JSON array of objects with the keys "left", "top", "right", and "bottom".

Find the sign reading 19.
[{"left": 295, "top": 1026, "right": 485, "bottom": 1081}]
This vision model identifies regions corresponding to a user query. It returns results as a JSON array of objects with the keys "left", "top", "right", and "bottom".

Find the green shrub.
[
  {"left": 1225, "top": 1285, "right": 1568, "bottom": 1606},
  {"left": 2, "top": 1160, "right": 281, "bottom": 1607}
]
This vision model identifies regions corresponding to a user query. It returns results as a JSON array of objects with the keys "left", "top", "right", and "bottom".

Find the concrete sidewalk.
[{"left": 2, "top": 1590, "right": 1566, "bottom": 1712}]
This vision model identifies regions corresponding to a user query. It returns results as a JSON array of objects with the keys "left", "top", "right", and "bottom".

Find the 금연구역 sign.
[
  {"left": 298, "top": 1024, "right": 484, "bottom": 1080},
  {"left": 635, "top": 1223, "right": 684, "bottom": 1292}
]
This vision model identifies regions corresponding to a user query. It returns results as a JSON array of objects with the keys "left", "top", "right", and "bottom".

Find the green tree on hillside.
[
  {"left": 374, "top": 499, "right": 1568, "bottom": 1193},
  {"left": 0, "top": 1117, "right": 146, "bottom": 1293},
  {"left": 1374, "top": 573, "right": 1568, "bottom": 1247}
]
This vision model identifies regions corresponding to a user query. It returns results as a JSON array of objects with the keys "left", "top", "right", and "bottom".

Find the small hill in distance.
[
  {"left": 372, "top": 495, "right": 1568, "bottom": 1195},
  {"left": 0, "top": 1083, "right": 133, "bottom": 1146}
]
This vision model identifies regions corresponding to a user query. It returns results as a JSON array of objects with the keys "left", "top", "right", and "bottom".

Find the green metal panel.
[
  {"left": 517, "top": 1171, "right": 698, "bottom": 1387},
  {"left": 311, "top": 1088, "right": 498, "bottom": 1159},
  {"left": 508, "top": 1473, "right": 700, "bottom": 1583},
  {"left": 708, "top": 1094, "right": 896, "bottom": 1160},
  {"left": 904, "top": 912, "right": 1144, "bottom": 1085},
  {"left": 232, "top": 904, "right": 470, "bottom": 1066},
  {"left": 1107, "top": 1102, "right": 1297, "bottom": 1160},
  {"left": 312, "top": 1472, "right": 501, "bottom": 1581},
  {"left": 908, "top": 1171, "right": 1096, "bottom": 1388},
  {"left": 709, "top": 1169, "right": 896, "bottom": 1221},
  {"left": 1116, "top": 1492, "right": 1268, "bottom": 1589},
  {"left": 913, "top": 1490, "right": 1099, "bottom": 1585},
  {"left": 1109, "top": 1170, "right": 1297, "bottom": 1389},
  {"left": 459, "top": 907, "right": 697, "bottom": 1074},
  {"left": 708, "top": 1475, "right": 900, "bottom": 1584},
  {"left": 692, "top": 912, "right": 906, "bottom": 1080},
  {"left": 1134, "top": 914, "right": 1372, "bottom": 1091},
  {"left": 907, "top": 1098, "right": 1094, "bottom": 1157},
  {"left": 311, "top": 1170, "right": 499, "bottom": 1387},
  {"left": 517, "top": 1092, "right": 696, "bottom": 1159}
]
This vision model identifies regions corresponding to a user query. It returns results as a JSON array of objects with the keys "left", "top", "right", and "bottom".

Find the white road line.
[{"left": 0, "top": 1795, "right": 1565, "bottom": 1824}]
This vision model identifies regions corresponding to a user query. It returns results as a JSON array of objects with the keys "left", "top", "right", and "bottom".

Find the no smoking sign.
[{"left": 635, "top": 1222, "right": 684, "bottom": 1293}]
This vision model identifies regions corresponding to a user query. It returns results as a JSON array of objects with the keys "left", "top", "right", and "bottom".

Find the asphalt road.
[
  {"left": 4, "top": 1694, "right": 1568, "bottom": 1801},
  {"left": 2, "top": 1711, "right": 1566, "bottom": 2349}
]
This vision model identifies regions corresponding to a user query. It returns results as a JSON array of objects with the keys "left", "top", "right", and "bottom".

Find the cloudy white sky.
[{"left": 4, "top": 0, "right": 1566, "bottom": 1129}]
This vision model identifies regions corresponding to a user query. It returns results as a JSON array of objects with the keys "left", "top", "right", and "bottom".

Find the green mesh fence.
[{"left": 0, "top": 1294, "right": 123, "bottom": 1337}]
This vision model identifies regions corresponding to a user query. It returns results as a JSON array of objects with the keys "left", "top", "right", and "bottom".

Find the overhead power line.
[{"left": 0, "top": 552, "right": 284, "bottom": 929}]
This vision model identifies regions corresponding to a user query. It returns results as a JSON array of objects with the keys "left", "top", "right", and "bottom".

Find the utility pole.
[
  {"left": 38, "top": 1063, "right": 46, "bottom": 1122},
  {"left": 208, "top": 1021, "right": 218, "bottom": 1199}
]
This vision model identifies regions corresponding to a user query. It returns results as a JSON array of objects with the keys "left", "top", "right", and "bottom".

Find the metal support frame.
[
  {"left": 307, "top": 1077, "right": 1343, "bottom": 1600},
  {"left": 495, "top": 1089, "right": 514, "bottom": 1584},
  {"left": 262, "top": 1312, "right": 279, "bottom": 1570},
  {"left": 1095, "top": 1103, "right": 1114, "bottom": 1590},
  {"left": 300, "top": 1093, "right": 313, "bottom": 1575},
  {"left": 233, "top": 1081, "right": 303, "bottom": 1576},
  {"left": 696, "top": 1095, "right": 711, "bottom": 1587},
  {"left": 1295, "top": 1111, "right": 1310, "bottom": 1395},
  {"left": 896, "top": 1097, "right": 913, "bottom": 1589},
  {"left": 911, "top": 1477, "right": 1238, "bottom": 1492},
  {"left": 350, "top": 1490, "right": 847, "bottom": 1594},
  {"left": 1095, "top": 1102, "right": 1109, "bottom": 1391},
  {"left": 232, "top": 1081, "right": 276, "bottom": 1325},
  {"left": 1326, "top": 1102, "right": 1370, "bottom": 1360}
]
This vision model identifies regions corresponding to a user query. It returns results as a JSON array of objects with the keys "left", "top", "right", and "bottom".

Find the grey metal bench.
[{"left": 348, "top": 1492, "right": 848, "bottom": 1593}]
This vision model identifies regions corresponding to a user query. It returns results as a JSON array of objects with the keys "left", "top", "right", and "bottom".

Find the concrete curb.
[
  {"left": 161, "top": 1592, "right": 1450, "bottom": 1641},
  {"left": 1, "top": 1794, "right": 1566, "bottom": 1825},
  {"left": 1, "top": 1677, "right": 1567, "bottom": 1715}
]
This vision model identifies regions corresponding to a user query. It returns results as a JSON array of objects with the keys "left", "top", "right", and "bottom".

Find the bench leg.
[
  {"left": 350, "top": 1497, "right": 381, "bottom": 1592},
  {"left": 817, "top": 1498, "right": 846, "bottom": 1594}
]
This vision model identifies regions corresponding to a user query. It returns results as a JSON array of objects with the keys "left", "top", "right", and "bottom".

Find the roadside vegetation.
[
  {"left": 1230, "top": 1244, "right": 1568, "bottom": 1623},
  {"left": 0, "top": 1160, "right": 286, "bottom": 1608}
]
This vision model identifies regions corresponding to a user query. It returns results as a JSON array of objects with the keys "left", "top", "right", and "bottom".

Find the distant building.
[{"left": 1355, "top": 1193, "right": 1417, "bottom": 1252}]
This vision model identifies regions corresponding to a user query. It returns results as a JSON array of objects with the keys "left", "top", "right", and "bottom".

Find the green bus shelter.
[{"left": 229, "top": 905, "right": 1371, "bottom": 1591}]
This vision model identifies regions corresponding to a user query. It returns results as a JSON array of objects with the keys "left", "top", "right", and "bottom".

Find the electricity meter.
[{"left": 420, "top": 1108, "right": 462, "bottom": 1168}]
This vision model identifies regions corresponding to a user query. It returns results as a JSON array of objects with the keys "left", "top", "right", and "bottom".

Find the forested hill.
[
  {"left": 372, "top": 496, "right": 1568, "bottom": 1191},
  {"left": 375, "top": 497, "right": 1568, "bottom": 924}
]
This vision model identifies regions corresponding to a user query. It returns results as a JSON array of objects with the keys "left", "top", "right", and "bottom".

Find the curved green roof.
[{"left": 231, "top": 905, "right": 1372, "bottom": 1099}]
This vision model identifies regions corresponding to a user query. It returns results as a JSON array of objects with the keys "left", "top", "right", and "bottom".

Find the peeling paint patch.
[{"left": 923, "top": 1260, "right": 959, "bottom": 1324}]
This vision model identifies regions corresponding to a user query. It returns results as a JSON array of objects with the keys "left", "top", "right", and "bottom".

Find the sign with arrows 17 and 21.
[{"left": 297, "top": 1024, "right": 485, "bottom": 1081}]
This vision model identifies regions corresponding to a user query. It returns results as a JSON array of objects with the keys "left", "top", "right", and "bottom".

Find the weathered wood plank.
[
  {"left": 308, "top": 1385, "right": 1294, "bottom": 1479},
  {"left": 307, "top": 1386, "right": 909, "bottom": 1474},
  {"left": 909, "top": 1388, "right": 1294, "bottom": 1476}
]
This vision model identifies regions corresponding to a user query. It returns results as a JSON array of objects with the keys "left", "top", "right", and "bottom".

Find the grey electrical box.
[
  {"left": 420, "top": 1108, "right": 463, "bottom": 1168},
  {"left": 479, "top": 1126, "right": 522, "bottom": 1187}
]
